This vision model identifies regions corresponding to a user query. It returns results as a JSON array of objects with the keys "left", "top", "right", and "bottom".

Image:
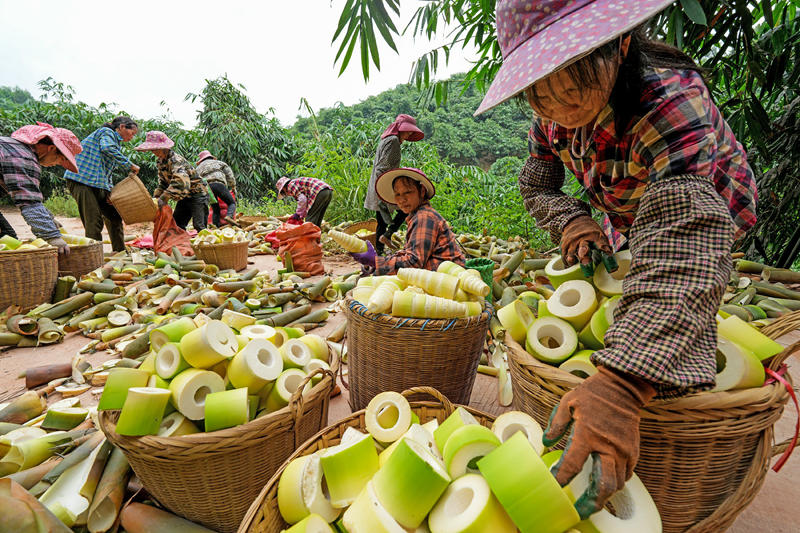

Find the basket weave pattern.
[
  {"left": 0, "top": 247, "right": 58, "bottom": 310},
  {"left": 57, "top": 242, "right": 103, "bottom": 278},
  {"left": 99, "top": 353, "right": 338, "bottom": 533},
  {"left": 343, "top": 219, "right": 378, "bottom": 247},
  {"left": 506, "top": 327, "right": 799, "bottom": 533},
  {"left": 238, "top": 387, "right": 494, "bottom": 533},
  {"left": 344, "top": 297, "right": 491, "bottom": 410},
  {"left": 108, "top": 174, "right": 158, "bottom": 224},
  {"left": 192, "top": 241, "right": 249, "bottom": 271}
]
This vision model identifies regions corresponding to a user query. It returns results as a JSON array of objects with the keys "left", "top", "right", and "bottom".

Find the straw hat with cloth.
[
  {"left": 380, "top": 114, "right": 425, "bottom": 142},
  {"left": 134, "top": 130, "right": 175, "bottom": 152},
  {"left": 374, "top": 167, "right": 435, "bottom": 205},
  {"left": 11, "top": 122, "right": 82, "bottom": 173}
]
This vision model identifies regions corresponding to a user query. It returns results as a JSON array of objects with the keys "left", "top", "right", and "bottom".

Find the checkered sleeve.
[
  {"left": 98, "top": 129, "right": 132, "bottom": 169},
  {"left": 376, "top": 207, "right": 435, "bottom": 274},
  {"left": 591, "top": 175, "right": 733, "bottom": 398}
]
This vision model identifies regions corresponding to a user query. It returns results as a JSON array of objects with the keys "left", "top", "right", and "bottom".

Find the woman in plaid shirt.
[{"left": 476, "top": 0, "right": 758, "bottom": 519}]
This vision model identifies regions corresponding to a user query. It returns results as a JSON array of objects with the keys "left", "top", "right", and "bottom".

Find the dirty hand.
[
  {"left": 130, "top": 163, "right": 140, "bottom": 174},
  {"left": 351, "top": 241, "right": 377, "bottom": 269},
  {"left": 543, "top": 366, "right": 656, "bottom": 519},
  {"left": 287, "top": 214, "right": 303, "bottom": 225},
  {"left": 156, "top": 197, "right": 167, "bottom": 208},
  {"left": 560, "top": 215, "right": 612, "bottom": 267},
  {"left": 47, "top": 237, "right": 70, "bottom": 256}
]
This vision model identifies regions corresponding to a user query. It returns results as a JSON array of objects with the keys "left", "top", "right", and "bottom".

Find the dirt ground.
[{"left": 1, "top": 207, "right": 798, "bottom": 532}]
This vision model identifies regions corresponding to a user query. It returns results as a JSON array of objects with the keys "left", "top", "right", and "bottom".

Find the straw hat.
[
  {"left": 10, "top": 122, "right": 82, "bottom": 173},
  {"left": 196, "top": 150, "right": 215, "bottom": 165},
  {"left": 375, "top": 167, "right": 435, "bottom": 204},
  {"left": 134, "top": 131, "right": 175, "bottom": 151},
  {"left": 474, "top": 0, "right": 676, "bottom": 115}
]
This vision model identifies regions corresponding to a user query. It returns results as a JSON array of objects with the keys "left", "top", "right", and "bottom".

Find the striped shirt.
[
  {"left": 63, "top": 127, "right": 133, "bottom": 191},
  {"left": 376, "top": 202, "right": 465, "bottom": 275},
  {"left": 0, "top": 136, "right": 44, "bottom": 204},
  {"left": 196, "top": 159, "right": 236, "bottom": 190},
  {"left": 283, "top": 177, "right": 332, "bottom": 219}
]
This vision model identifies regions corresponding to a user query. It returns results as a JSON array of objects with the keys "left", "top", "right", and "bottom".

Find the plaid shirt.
[
  {"left": 0, "top": 136, "right": 44, "bottom": 204},
  {"left": 153, "top": 150, "right": 204, "bottom": 201},
  {"left": 196, "top": 159, "right": 236, "bottom": 191},
  {"left": 63, "top": 127, "right": 132, "bottom": 191},
  {"left": 376, "top": 202, "right": 466, "bottom": 275},
  {"left": 283, "top": 177, "right": 332, "bottom": 219}
]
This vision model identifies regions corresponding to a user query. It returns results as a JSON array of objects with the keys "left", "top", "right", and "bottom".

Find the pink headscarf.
[
  {"left": 11, "top": 122, "right": 82, "bottom": 173},
  {"left": 381, "top": 114, "right": 425, "bottom": 142}
]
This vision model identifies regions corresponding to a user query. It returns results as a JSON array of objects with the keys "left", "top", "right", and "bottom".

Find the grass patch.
[{"left": 44, "top": 190, "right": 79, "bottom": 217}]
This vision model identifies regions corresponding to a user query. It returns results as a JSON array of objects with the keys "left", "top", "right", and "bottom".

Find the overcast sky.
[{"left": 0, "top": 0, "right": 476, "bottom": 128}]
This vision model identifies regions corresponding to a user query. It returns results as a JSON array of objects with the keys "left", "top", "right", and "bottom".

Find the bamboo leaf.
[
  {"left": 680, "top": 0, "right": 707, "bottom": 26},
  {"left": 762, "top": 0, "right": 774, "bottom": 27},
  {"left": 332, "top": 0, "right": 357, "bottom": 42}
]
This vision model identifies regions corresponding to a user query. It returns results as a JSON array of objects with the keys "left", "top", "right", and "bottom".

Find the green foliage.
[
  {"left": 0, "top": 86, "right": 34, "bottom": 106},
  {"left": 43, "top": 189, "right": 79, "bottom": 217}
]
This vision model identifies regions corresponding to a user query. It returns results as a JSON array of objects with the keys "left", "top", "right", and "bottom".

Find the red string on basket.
[{"left": 765, "top": 366, "right": 798, "bottom": 472}]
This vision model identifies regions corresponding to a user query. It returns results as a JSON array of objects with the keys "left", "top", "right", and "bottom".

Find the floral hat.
[
  {"left": 381, "top": 114, "right": 425, "bottom": 142},
  {"left": 11, "top": 122, "right": 82, "bottom": 172},
  {"left": 134, "top": 131, "right": 175, "bottom": 151},
  {"left": 196, "top": 150, "right": 215, "bottom": 165}
]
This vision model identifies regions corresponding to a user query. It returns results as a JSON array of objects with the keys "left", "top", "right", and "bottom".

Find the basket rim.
[
  {"left": 62, "top": 241, "right": 103, "bottom": 251},
  {"left": 345, "top": 296, "right": 493, "bottom": 329},
  {"left": 342, "top": 220, "right": 378, "bottom": 235},
  {"left": 192, "top": 240, "right": 250, "bottom": 250},
  {"left": 0, "top": 246, "right": 59, "bottom": 257}
]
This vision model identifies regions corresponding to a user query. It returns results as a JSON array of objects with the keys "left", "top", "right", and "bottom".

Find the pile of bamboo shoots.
[
  {"left": 0, "top": 234, "right": 55, "bottom": 252},
  {"left": 721, "top": 257, "right": 800, "bottom": 324}
]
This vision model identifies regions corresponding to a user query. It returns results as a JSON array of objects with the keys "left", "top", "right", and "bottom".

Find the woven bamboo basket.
[
  {"left": 108, "top": 173, "right": 158, "bottom": 224},
  {"left": 344, "top": 297, "right": 491, "bottom": 411},
  {"left": 238, "top": 386, "right": 494, "bottom": 532},
  {"left": 506, "top": 317, "right": 800, "bottom": 533},
  {"left": 343, "top": 219, "right": 377, "bottom": 247},
  {"left": 0, "top": 247, "right": 58, "bottom": 310},
  {"left": 192, "top": 241, "right": 249, "bottom": 271},
  {"left": 98, "top": 349, "right": 339, "bottom": 533},
  {"left": 57, "top": 241, "right": 103, "bottom": 278}
]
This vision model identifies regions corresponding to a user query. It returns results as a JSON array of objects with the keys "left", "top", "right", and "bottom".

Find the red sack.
[
  {"left": 152, "top": 204, "right": 194, "bottom": 256},
  {"left": 276, "top": 221, "right": 324, "bottom": 275},
  {"left": 207, "top": 192, "right": 236, "bottom": 226}
]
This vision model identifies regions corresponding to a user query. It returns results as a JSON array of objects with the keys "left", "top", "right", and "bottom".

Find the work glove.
[
  {"left": 351, "top": 241, "right": 377, "bottom": 269},
  {"left": 47, "top": 237, "right": 70, "bottom": 256},
  {"left": 560, "top": 215, "right": 612, "bottom": 267},
  {"left": 287, "top": 214, "right": 304, "bottom": 225},
  {"left": 543, "top": 366, "right": 656, "bottom": 520}
]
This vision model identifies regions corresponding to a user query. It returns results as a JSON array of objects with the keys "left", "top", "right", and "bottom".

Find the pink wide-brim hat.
[
  {"left": 381, "top": 114, "right": 425, "bottom": 142},
  {"left": 196, "top": 150, "right": 215, "bottom": 165},
  {"left": 11, "top": 122, "right": 82, "bottom": 173},
  {"left": 474, "top": 0, "right": 676, "bottom": 115},
  {"left": 134, "top": 130, "right": 175, "bottom": 151},
  {"left": 376, "top": 167, "right": 435, "bottom": 204},
  {"left": 275, "top": 176, "right": 290, "bottom": 199}
]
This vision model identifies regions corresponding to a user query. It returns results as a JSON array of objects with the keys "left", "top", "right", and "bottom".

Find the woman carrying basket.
[
  {"left": 366, "top": 114, "right": 425, "bottom": 253},
  {"left": 63, "top": 116, "right": 140, "bottom": 252},
  {"left": 350, "top": 167, "right": 465, "bottom": 275},
  {"left": 476, "top": 0, "right": 757, "bottom": 519}
]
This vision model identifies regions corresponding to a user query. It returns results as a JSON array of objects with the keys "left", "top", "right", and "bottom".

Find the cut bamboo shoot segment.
[
  {"left": 302, "top": 453, "right": 342, "bottom": 523},
  {"left": 379, "top": 423, "right": 439, "bottom": 466},
  {"left": 433, "top": 407, "right": 478, "bottom": 454},
  {"left": 546, "top": 280, "right": 598, "bottom": 330},
  {"left": 711, "top": 337, "right": 765, "bottom": 392},
  {"left": 356, "top": 275, "right": 389, "bottom": 288},
  {"left": 373, "top": 438, "right": 451, "bottom": 528},
  {"left": 157, "top": 412, "right": 200, "bottom": 437},
  {"left": 107, "top": 309, "right": 132, "bottom": 327},
  {"left": 559, "top": 350, "right": 598, "bottom": 379},
  {"left": 221, "top": 309, "right": 256, "bottom": 331},
  {"left": 262, "top": 369, "right": 310, "bottom": 413},
  {"left": 97, "top": 368, "right": 151, "bottom": 411},
  {"left": 298, "top": 334, "right": 329, "bottom": 360},
  {"left": 281, "top": 339, "right": 313, "bottom": 369},
  {"left": 593, "top": 250, "right": 631, "bottom": 296},
  {"left": 179, "top": 320, "right": 238, "bottom": 368},
  {"left": 365, "top": 392, "right": 412, "bottom": 444},
  {"left": 343, "top": 480, "right": 407, "bottom": 533},
  {"left": 228, "top": 338, "right": 283, "bottom": 393},
  {"left": 478, "top": 432, "right": 580, "bottom": 533},
  {"left": 149, "top": 317, "right": 197, "bottom": 353},
  {"left": 278, "top": 326, "right": 305, "bottom": 339},
  {"left": 0, "top": 427, "right": 46, "bottom": 457},
  {"left": 278, "top": 455, "right": 313, "bottom": 524},
  {"left": 398, "top": 268, "right": 460, "bottom": 299},
  {"left": 0, "top": 431, "right": 68, "bottom": 475},
  {"left": 41, "top": 407, "right": 89, "bottom": 431},
  {"left": 240, "top": 324, "right": 277, "bottom": 342},
  {"left": 497, "top": 300, "right": 535, "bottom": 343},
  {"left": 442, "top": 424, "right": 501, "bottom": 479},
  {"left": 545, "top": 256, "right": 588, "bottom": 289},
  {"left": 285, "top": 514, "right": 335, "bottom": 532},
  {"left": 303, "top": 359, "right": 330, "bottom": 385},
  {"left": 717, "top": 315, "right": 783, "bottom": 361},
  {"left": 368, "top": 278, "right": 406, "bottom": 314},
  {"left": 439, "top": 262, "right": 490, "bottom": 297},
  {"left": 391, "top": 290, "right": 467, "bottom": 319},
  {"left": 566, "top": 457, "right": 662, "bottom": 533},
  {"left": 116, "top": 387, "right": 171, "bottom": 436},
  {"left": 329, "top": 230, "right": 368, "bottom": 253},
  {"left": 352, "top": 286, "right": 375, "bottom": 304},
  {"left": 491, "top": 411, "right": 544, "bottom": 455},
  {"left": 526, "top": 316, "right": 578, "bottom": 364},
  {"left": 138, "top": 352, "right": 156, "bottom": 374},
  {"left": 204, "top": 388, "right": 249, "bottom": 432},
  {"left": 320, "top": 428, "right": 380, "bottom": 507},
  {"left": 155, "top": 342, "right": 191, "bottom": 379},
  {"left": 169, "top": 369, "right": 225, "bottom": 420},
  {"left": 428, "top": 473, "right": 517, "bottom": 533}
]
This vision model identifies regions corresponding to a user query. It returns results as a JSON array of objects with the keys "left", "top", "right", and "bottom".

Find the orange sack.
[
  {"left": 152, "top": 204, "right": 194, "bottom": 256},
  {"left": 276, "top": 221, "right": 324, "bottom": 275}
]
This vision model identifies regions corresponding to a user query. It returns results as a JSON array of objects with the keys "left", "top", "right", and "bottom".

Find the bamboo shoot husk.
[
  {"left": 288, "top": 308, "right": 329, "bottom": 325},
  {"left": 36, "top": 318, "right": 63, "bottom": 344},
  {"left": 7, "top": 315, "right": 38, "bottom": 336},
  {"left": 3, "top": 456, "right": 62, "bottom": 490},
  {"left": 53, "top": 276, "right": 76, "bottom": 303},
  {"left": 38, "top": 292, "right": 93, "bottom": 320},
  {"left": 0, "top": 478, "right": 71, "bottom": 533},
  {"left": 0, "top": 391, "right": 46, "bottom": 424},
  {"left": 24, "top": 363, "right": 72, "bottom": 389},
  {"left": 120, "top": 502, "right": 218, "bottom": 533},
  {"left": 326, "top": 320, "right": 347, "bottom": 342},
  {"left": 262, "top": 304, "right": 312, "bottom": 327},
  {"left": 86, "top": 447, "right": 130, "bottom": 533},
  {"left": 28, "top": 431, "right": 105, "bottom": 497}
]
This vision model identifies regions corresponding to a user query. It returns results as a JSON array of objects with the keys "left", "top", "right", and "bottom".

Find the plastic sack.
[
  {"left": 276, "top": 221, "right": 324, "bottom": 275},
  {"left": 152, "top": 204, "right": 194, "bottom": 256},
  {"left": 207, "top": 191, "right": 235, "bottom": 226}
]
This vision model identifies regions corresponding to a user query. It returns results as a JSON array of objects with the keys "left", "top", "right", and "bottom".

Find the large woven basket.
[
  {"left": 343, "top": 219, "right": 377, "bottom": 247},
  {"left": 109, "top": 173, "right": 158, "bottom": 224},
  {"left": 57, "top": 241, "right": 104, "bottom": 278},
  {"left": 0, "top": 247, "right": 58, "bottom": 310},
  {"left": 192, "top": 241, "right": 249, "bottom": 271},
  {"left": 344, "top": 297, "right": 491, "bottom": 411},
  {"left": 238, "top": 387, "right": 494, "bottom": 532},
  {"left": 98, "top": 350, "right": 339, "bottom": 533},
  {"left": 506, "top": 321, "right": 799, "bottom": 533}
]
